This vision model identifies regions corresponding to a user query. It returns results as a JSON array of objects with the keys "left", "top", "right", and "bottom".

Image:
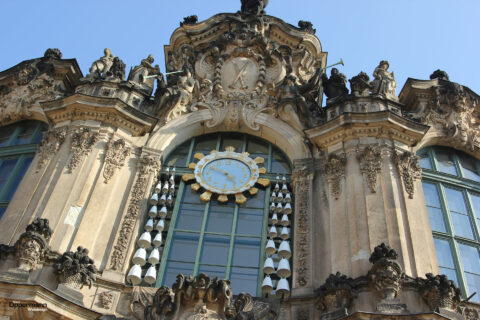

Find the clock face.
[{"left": 194, "top": 151, "right": 259, "bottom": 195}]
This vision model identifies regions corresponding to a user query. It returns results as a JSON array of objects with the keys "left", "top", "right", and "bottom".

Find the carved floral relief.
[
  {"left": 109, "top": 155, "right": 160, "bottom": 271},
  {"left": 393, "top": 151, "right": 422, "bottom": 199},
  {"left": 36, "top": 127, "right": 68, "bottom": 172},
  {"left": 324, "top": 153, "right": 347, "bottom": 199},
  {"left": 357, "top": 146, "right": 382, "bottom": 193},
  {"left": 103, "top": 138, "right": 131, "bottom": 183},
  {"left": 66, "top": 128, "right": 99, "bottom": 173}
]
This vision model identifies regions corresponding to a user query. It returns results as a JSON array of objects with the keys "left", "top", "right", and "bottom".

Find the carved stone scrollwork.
[
  {"left": 357, "top": 146, "right": 382, "bottom": 193},
  {"left": 109, "top": 155, "right": 160, "bottom": 271},
  {"left": 103, "top": 138, "right": 131, "bottom": 183},
  {"left": 324, "top": 153, "right": 347, "bottom": 200},
  {"left": 142, "top": 273, "right": 277, "bottom": 320},
  {"left": 292, "top": 161, "right": 314, "bottom": 288},
  {"left": 419, "top": 273, "right": 462, "bottom": 313},
  {"left": 392, "top": 151, "right": 422, "bottom": 199},
  {"left": 54, "top": 246, "right": 98, "bottom": 289},
  {"left": 66, "top": 127, "right": 99, "bottom": 173},
  {"left": 36, "top": 127, "right": 68, "bottom": 172}
]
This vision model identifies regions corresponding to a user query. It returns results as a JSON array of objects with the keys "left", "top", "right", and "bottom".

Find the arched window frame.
[
  {"left": 132, "top": 133, "right": 293, "bottom": 297},
  {"left": 0, "top": 121, "right": 47, "bottom": 218},
  {"left": 419, "top": 146, "right": 480, "bottom": 302}
]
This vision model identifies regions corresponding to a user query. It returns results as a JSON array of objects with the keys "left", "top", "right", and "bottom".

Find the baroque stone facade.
[{"left": 0, "top": 2, "right": 478, "bottom": 320}]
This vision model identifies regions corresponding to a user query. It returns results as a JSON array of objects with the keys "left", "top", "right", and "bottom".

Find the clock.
[{"left": 182, "top": 147, "right": 269, "bottom": 204}]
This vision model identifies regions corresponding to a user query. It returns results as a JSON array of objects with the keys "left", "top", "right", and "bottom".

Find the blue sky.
[{"left": 1, "top": 0, "right": 479, "bottom": 95}]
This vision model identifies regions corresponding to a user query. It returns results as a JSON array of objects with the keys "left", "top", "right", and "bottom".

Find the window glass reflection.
[
  {"left": 163, "top": 261, "right": 194, "bottom": 287},
  {"left": 220, "top": 133, "right": 243, "bottom": 152},
  {"left": 168, "top": 232, "right": 199, "bottom": 263},
  {"left": 194, "top": 134, "right": 218, "bottom": 154},
  {"left": 232, "top": 237, "right": 261, "bottom": 267},
  {"left": 434, "top": 238, "right": 455, "bottom": 268},
  {"left": 236, "top": 208, "right": 264, "bottom": 236},
  {"left": 458, "top": 152, "right": 480, "bottom": 182},
  {"left": 458, "top": 243, "right": 480, "bottom": 274},
  {"left": 200, "top": 235, "right": 230, "bottom": 265},
  {"left": 423, "top": 182, "right": 446, "bottom": 232},
  {"left": 436, "top": 149, "right": 458, "bottom": 176},
  {"left": 230, "top": 267, "right": 259, "bottom": 295},
  {"left": 198, "top": 265, "right": 226, "bottom": 279},
  {"left": 165, "top": 140, "right": 190, "bottom": 167},
  {"left": 206, "top": 203, "right": 234, "bottom": 233},
  {"left": 419, "top": 153, "right": 432, "bottom": 170}
]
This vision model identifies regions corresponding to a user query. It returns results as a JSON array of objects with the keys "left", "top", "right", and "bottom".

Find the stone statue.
[
  {"left": 240, "top": 0, "right": 268, "bottom": 15},
  {"left": 86, "top": 48, "right": 115, "bottom": 80},
  {"left": 430, "top": 69, "right": 450, "bottom": 81},
  {"left": 371, "top": 60, "right": 397, "bottom": 99},
  {"left": 106, "top": 57, "right": 126, "bottom": 81},
  {"left": 43, "top": 48, "right": 62, "bottom": 59},
  {"left": 162, "top": 69, "right": 197, "bottom": 121},
  {"left": 349, "top": 71, "right": 372, "bottom": 97},
  {"left": 321, "top": 67, "right": 348, "bottom": 102},
  {"left": 128, "top": 54, "right": 162, "bottom": 94},
  {"left": 298, "top": 20, "right": 316, "bottom": 34}
]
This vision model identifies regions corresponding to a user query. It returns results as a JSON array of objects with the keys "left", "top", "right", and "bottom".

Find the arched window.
[
  {"left": 419, "top": 146, "right": 480, "bottom": 302},
  {"left": 0, "top": 121, "right": 47, "bottom": 219},
  {"left": 130, "top": 133, "right": 292, "bottom": 296}
]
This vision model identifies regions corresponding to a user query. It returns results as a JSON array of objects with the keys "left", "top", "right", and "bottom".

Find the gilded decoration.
[
  {"left": 292, "top": 160, "right": 314, "bottom": 287},
  {"left": 392, "top": 151, "right": 422, "bottom": 199},
  {"left": 36, "top": 127, "right": 68, "bottom": 172},
  {"left": 109, "top": 155, "right": 160, "bottom": 271},
  {"left": 103, "top": 138, "right": 131, "bottom": 183},
  {"left": 66, "top": 127, "right": 100, "bottom": 173},
  {"left": 357, "top": 145, "right": 382, "bottom": 193}
]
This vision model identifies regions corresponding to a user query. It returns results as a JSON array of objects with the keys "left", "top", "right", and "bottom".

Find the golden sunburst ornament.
[{"left": 182, "top": 146, "right": 269, "bottom": 204}]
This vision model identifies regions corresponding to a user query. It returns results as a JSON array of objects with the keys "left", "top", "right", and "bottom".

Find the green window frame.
[
  {"left": 149, "top": 133, "right": 291, "bottom": 296},
  {"left": 0, "top": 120, "right": 46, "bottom": 219},
  {"left": 419, "top": 146, "right": 480, "bottom": 303}
]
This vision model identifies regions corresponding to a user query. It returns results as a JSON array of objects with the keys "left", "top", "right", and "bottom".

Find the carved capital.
[
  {"left": 36, "top": 127, "right": 67, "bottom": 172},
  {"left": 324, "top": 153, "right": 347, "bottom": 199},
  {"left": 392, "top": 151, "right": 422, "bottom": 199},
  {"left": 103, "top": 138, "right": 131, "bottom": 183},
  {"left": 357, "top": 146, "right": 382, "bottom": 193},
  {"left": 67, "top": 128, "right": 99, "bottom": 172}
]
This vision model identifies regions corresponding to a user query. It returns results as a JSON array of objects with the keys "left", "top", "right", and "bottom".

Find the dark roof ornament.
[
  {"left": 298, "top": 20, "right": 316, "bottom": 34},
  {"left": 180, "top": 15, "right": 198, "bottom": 26},
  {"left": 240, "top": 0, "right": 268, "bottom": 15},
  {"left": 43, "top": 48, "right": 63, "bottom": 60},
  {"left": 429, "top": 69, "right": 450, "bottom": 81}
]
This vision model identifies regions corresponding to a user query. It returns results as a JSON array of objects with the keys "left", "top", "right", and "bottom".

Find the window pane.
[
  {"left": 198, "top": 265, "right": 226, "bottom": 279},
  {"left": 423, "top": 182, "right": 441, "bottom": 207},
  {"left": 194, "top": 134, "right": 218, "bottom": 154},
  {"left": 220, "top": 133, "right": 243, "bottom": 152},
  {"left": 242, "top": 189, "right": 266, "bottom": 209},
  {"left": 13, "top": 124, "right": 37, "bottom": 145},
  {"left": 458, "top": 243, "right": 480, "bottom": 274},
  {"left": 445, "top": 187, "right": 467, "bottom": 214},
  {"left": 168, "top": 232, "right": 199, "bottom": 263},
  {"left": 0, "top": 159, "right": 18, "bottom": 182},
  {"left": 200, "top": 235, "right": 230, "bottom": 265},
  {"left": 450, "top": 212, "right": 474, "bottom": 239},
  {"left": 206, "top": 203, "right": 234, "bottom": 233},
  {"left": 458, "top": 152, "right": 480, "bottom": 182},
  {"left": 0, "top": 207, "right": 6, "bottom": 219},
  {"left": 165, "top": 140, "right": 190, "bottom": 167},
  {"left": 6, "top": 157, "right": 34, "bottom": 201},
  {"left": 419, "top": 153, "right": 432, "bottom": 170},
  {"left": 428, "top": 207, "right": 446, "bottom": 233},
  {"left": 236, "top": 208, "right": 264, "bottom": 236},
  {"left": 230, "top": 267, "right": 258, "bottom": 295},
  {"left": 163, "top": 261, "right": 194, "bottom": 287},
  {"left": 471, "top": 194, "right": 480, "bottom": 229},
  {"left": 0, "top": 124, "right": 16, "bottom": 147},
  {"left": 464, "top": 273, "right": 480, "bottom": 303},
  {"left": 271, "top": 149, "right": 290, "bottom": 174},
  {"left": 232, "top": 237, "right": 261, "bottom": 267},
  {"left": 435, "top": 149, "right": 458, "bottom": 175},
  {"left": 434, "top": 238, "right": 455, "bottom": 268},
  {"left": 175, "top": 203, "right": 205, "bottom": 231},
  {"left": 247, "top": 138, "right": 269, "bottom": 159}
]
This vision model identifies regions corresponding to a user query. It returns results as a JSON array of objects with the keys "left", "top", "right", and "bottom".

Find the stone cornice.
[
  {"left": 306, "top": 110, "right": 429, "bottom": 150},
  {"left": 41, "top": 94, "right": 157, "bottom": 136}
]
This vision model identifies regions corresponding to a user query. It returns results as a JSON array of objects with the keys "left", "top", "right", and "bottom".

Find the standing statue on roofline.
[{"left": 240, "top": 0, "right": 268, "bottom": 15}]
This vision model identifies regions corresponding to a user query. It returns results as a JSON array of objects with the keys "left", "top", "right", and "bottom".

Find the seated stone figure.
[
  {"left": 128, "top": 54, "right": 162, "bottom": 95},
  {"left": 160, "top": 69, "right": 197, "bottom": 121},
  {"left": 322, "top": 67, "right": 348, "bottom": 103},
  {"left": 86, "top": 48, "right": 114, "bottom": 80},
  {"left": 371, "top": 60, "right": 397, "bottom": 99},
  {"left": 240, "top": 0, "right": 268, "bottom": 15}
]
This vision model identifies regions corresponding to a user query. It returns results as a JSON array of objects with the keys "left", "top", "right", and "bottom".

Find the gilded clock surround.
[{"left": 182, "top": 146, "right": 269, "bottom": 204}]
